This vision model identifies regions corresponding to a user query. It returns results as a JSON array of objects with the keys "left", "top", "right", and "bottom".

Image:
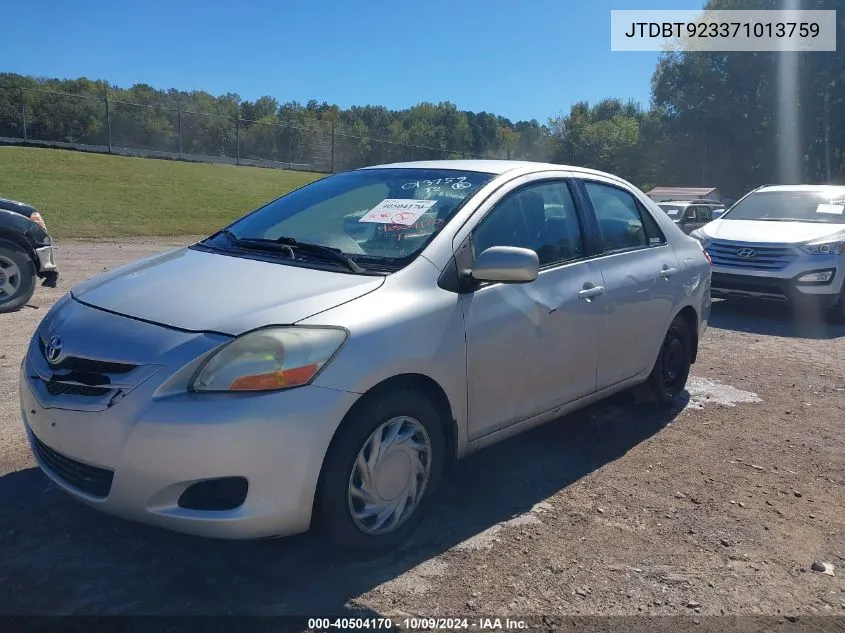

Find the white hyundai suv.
[{"left": 691, "top": 184, "right": 845, "bottom": 323}]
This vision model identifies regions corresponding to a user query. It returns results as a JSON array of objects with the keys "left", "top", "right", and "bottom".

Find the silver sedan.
[{"left": 19, "top": 160, "right": 711, "bottom": 550}]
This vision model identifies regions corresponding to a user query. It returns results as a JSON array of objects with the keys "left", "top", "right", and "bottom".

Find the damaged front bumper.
[{"left": 35, "top": 244, "right": 59, "bottom": 287}]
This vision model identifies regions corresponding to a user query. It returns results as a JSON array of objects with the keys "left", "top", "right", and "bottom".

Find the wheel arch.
[
  {"left": 673, "top": 304, "right": 700, "bottom": 364},
  {"left": 310, "top": 372, "right": 458, "bottom": 527},
  {"left": 0, "top": 231, "right": 38, "bottom": 269}
]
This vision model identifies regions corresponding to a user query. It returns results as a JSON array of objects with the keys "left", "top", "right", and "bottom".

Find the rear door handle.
[
  {"left": 578, "top": 284, "right": 605, "bottom": 300},
  {"left": 660, "top": 267, "right": 678, "bottom": 279}
]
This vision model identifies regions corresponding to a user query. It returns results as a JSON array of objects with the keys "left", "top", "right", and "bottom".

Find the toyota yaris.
[{"left": 20, "top": 160, "right": 711, "bottom": 549}]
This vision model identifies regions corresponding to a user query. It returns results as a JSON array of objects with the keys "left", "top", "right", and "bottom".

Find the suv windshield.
[
  {"left": 201, "top": 168, "right": 495, "bottom": 271},
  {"left": 725, "top": 190, "right": 845, "bottom": 224},
  {"left": 657, "top": 203, "right": 687, "bottom": 218}
]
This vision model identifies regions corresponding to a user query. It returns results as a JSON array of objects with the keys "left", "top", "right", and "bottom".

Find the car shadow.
[
  {"left": 709, "top": 298, "right": 845, "bottom": 339},
  {"left": 0, "top": 392, "right": 685, "bottom": 617}
]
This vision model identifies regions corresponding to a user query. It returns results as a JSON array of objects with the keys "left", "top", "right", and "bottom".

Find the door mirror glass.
[{"left": 471, "top": 246, "right": 539, "bottom": 284}]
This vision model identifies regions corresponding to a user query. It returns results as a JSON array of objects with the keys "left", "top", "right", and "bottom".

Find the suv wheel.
[
  {"left": 0, "top": 241, "right": 37, "bottom": 313},
  {"left": 827, "top": 291, "right": 845, "bottom": 325}
]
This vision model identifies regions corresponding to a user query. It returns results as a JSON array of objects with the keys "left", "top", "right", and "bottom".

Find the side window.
[
  {"left": 472, "top": 181, "right": 584, "bottom": 267},
  {"left": 697, "top": 206, "right": 712, "bottom": 222},
  {"left": 584, "top": 181, "right": 656, "bottom": 252},
  {"left": 684, "top": 206, "right": 698, "bottom": 221}
]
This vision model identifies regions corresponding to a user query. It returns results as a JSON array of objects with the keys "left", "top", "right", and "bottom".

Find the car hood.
[
  {"left": 702, "top": 219, "right": 845, "bottom": 244},
  {"left": 71, "top": 246, "right": 385, "bottom": 335}
]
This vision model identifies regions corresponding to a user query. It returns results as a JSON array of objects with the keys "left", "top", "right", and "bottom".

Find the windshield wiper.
[{"left": 230, "top": 234, "right": 364, "bottom": 273}]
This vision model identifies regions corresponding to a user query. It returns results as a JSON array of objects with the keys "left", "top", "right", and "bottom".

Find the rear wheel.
[
  {"left": 646, "top": 316, "right": 693, "bottom": 405},
  {"left": 0, "top": 241, "right": 37, "bottom": 314},
  {"left": 317, "top": 389, "right": 445, "bottom": 551}
]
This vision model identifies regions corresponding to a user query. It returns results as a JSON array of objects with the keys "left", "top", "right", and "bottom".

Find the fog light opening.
[
  {"left": 796, "top": 269, "right": 835, "bottom": 284},
  {"left": 178, "top": 477, "right": 248, "bottom": 511}
]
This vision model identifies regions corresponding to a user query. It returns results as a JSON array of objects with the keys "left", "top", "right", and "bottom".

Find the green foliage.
[{"left": 0, "top": 73, "right": 552, "bottom": 171}]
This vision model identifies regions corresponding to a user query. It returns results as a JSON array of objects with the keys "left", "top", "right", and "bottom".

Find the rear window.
[{"left": 658, "top": 204, "right": 685, "bottom": 218}]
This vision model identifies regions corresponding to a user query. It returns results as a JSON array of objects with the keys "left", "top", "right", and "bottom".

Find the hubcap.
[
  {"left": 347, "top": 416, "right": 432, "bottom": 536},
  {"left": 662, "top": 334, "right": 684, "bottom": 386},
  {"left": 0, "top": 256, "right": 21, "bottom": 300}
]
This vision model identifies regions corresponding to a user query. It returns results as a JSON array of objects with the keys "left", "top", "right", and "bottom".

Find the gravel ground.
[{"left": 0, "top": 239, "right": 843, "bottom": 619}]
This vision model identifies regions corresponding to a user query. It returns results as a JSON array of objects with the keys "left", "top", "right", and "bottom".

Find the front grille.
[
  {"left": 707, "top": 240, "right": 796, "bottom": 271},
  {"left": 31, "top": 433, "right": 114, "bottom": 498},
  {"left": 44, "top": 381, "right": 112, "bottom": 397},
  {"left": 38, "top": 337, "right": 137, "bottom": 374}
]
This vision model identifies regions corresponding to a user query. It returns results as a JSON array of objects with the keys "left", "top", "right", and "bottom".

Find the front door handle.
[
  {"left": 660, "top": 266, "right": 678, "bottom": 279},
  {"left": 578, "top": 284, "right": 605, "bottom": 301}
]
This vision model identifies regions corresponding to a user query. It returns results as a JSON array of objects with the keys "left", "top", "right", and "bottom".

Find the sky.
[{"left": 0, "top": 0, "right": 705, "bottom": 123}]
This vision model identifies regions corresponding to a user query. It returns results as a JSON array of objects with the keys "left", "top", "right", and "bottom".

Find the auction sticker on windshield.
[
  {"left": 816, "top": 203, "right": 844, "bottom": 215},
  {"left": 359, "top": 199, "right": 438, "bottom": 225}
]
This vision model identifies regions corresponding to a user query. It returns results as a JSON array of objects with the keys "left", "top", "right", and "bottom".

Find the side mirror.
[{"left": 470, "top": 246, "right": 539, "bottom": 284}]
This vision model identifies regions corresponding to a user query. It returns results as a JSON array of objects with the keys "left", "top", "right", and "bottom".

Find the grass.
[{"left": 0, "top": 147, "right": 325, "bottom": 238}]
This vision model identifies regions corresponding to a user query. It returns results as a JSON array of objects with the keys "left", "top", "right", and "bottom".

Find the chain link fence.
[{"left": 0, "top": 85, "right": 487, "bottom": 173}]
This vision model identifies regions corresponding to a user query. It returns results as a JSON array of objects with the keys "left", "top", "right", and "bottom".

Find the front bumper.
[
  {"left": 19, "top": 301, "right": 360, "bottom": 539},
  {"left": 710, "top": 269, "right": 843, "bottom": 309},
  {"left": 35, "top": 244, "right": 58, "bottom": 287}
]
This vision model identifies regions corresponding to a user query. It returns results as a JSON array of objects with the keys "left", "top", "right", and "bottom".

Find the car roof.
[
  {"left": 358, "top": 159, "right": 629, "bottom": 182},
  {"left": 756, "top": 184, "right": 845, "bottom": 195}
]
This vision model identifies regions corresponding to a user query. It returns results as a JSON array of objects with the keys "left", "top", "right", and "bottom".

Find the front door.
[
  {"left": 580, "top": 179, "right": 683, "bottom": 389},
  {"left": 459, "top": 179, "right": 606, "bottom": 440}
]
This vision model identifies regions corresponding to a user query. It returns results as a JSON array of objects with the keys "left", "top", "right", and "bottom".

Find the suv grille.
[
  {"left": 707, "top": 241, "right": 796, "bottom": 271},
  {"left": 32, "top": 433, "right": 114, "bottom": 498}
]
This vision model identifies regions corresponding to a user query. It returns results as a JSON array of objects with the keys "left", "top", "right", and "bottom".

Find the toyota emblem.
[
  {"left": 45, "top": 335, "right": 64, "bottom": 364},
  {"left": 736, "top": 247, "right": 757, "bottom": 258}
]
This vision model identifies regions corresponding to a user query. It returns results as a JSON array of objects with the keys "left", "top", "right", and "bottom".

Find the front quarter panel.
[{"left": 298, "top": 257, "right": 469, "bottom": 455}]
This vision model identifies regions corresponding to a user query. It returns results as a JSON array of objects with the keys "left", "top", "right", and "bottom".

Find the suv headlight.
[
  {"left": 799, "top": 238, "right": 845, "bottom": 255},
  {"left": 689, "top": 229, "right": 710, "bottom": 248},
  {"left": 190, "top": 326, "right": 347, "bottom": 392},
  {"left": 30, "top": 212, "right": 47, "bottom": 231}
]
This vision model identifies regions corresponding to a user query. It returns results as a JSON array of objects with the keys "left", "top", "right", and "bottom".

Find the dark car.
[
  {"left": 0, "top": 197, "right": 59, "bottom": 313},
  {"left": 656, "top": 199, "right": 727, "bottom": 235}
]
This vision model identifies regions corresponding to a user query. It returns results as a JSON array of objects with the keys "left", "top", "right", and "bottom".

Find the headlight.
[
  {"left": 190, "top": 326, "right": 347, "bottom": 392},
  {"left": 689, "top": 229, "right": 710, "bottom": 248},
  {"left": 30, "top": 212, "right": 47, "bottom": 231},
  {"left": 799, "top": 238, "right": 845, "bottom": 255}
]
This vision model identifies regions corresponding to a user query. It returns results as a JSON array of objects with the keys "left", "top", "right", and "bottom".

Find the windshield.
[
  {"left": 725, "top": 190, "right": 845, "bottom": 224},
  {"left": 657, "top": 203, "right": 686, "bottom": 218},
  {"left": 204, "top": 168, "right": 494, "bottom": 270}
]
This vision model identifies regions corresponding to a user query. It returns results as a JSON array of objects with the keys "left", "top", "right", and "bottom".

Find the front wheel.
[
  {"left": 646, "top": 316, "right": 693, "bottom": 405},
  {"left": 0, "top": 242, "right": 37, "bottom": 314},
  {"left": 317, "top": 389, "right": 445, "bottom": 551},
  {"left": 825, "top": 291, "right": 845, "bottom": 325}
]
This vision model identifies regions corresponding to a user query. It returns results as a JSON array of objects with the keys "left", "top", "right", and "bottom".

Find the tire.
[
  {"left": 0, "top": 241, "right": 37, "bottom": 314},
  {"left": 645, "top": 315, "right": 693, "bottom": 405},
  {"left": 826, "top": 294, "right": 845, "bottom": 324},
  {"left": 317, "top": 389, "right": 446, "bottom": 551}
]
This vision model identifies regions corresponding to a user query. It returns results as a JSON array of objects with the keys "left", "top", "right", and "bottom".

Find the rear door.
[{"left": 576, "top": 178, "right": 683, "bottom": 389}]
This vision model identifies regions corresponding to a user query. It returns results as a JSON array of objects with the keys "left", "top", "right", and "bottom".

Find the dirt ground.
[{"left": 0, "top": 239, "right": 843, "bottom": 621}]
